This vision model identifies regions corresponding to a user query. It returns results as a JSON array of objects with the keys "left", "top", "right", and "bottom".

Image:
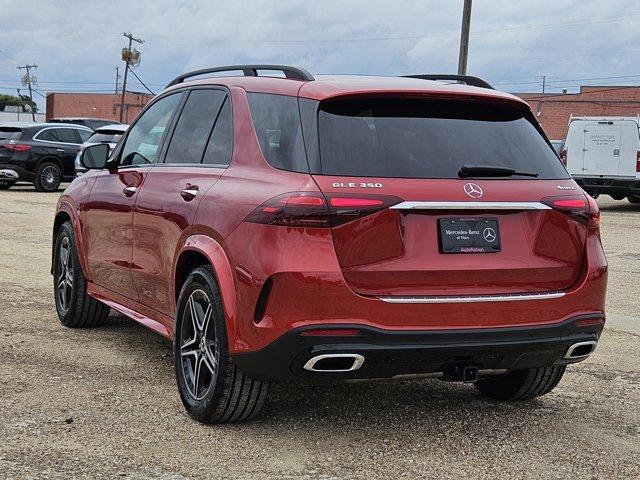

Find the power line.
[{"left": 128, "top": 69, "right": 155, "bottom": 95}]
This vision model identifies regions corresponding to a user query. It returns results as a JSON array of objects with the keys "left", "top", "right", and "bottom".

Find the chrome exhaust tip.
[
  {"left": 564, "top": 340, "right": 597, "bottom": 360},
  {"left": 303, "top": 354, "right": 365, "bottom": 372},
  {"left": 0, "top": 169, "right": 19, "bottom": 179}
]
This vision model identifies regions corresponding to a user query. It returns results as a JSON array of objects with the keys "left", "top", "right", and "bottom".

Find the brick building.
[
  {"left": 45, "top": 92, "right": 154, "bottom": 124},
  {"left": 516, "top": 86, "right": 640, "bottom": 140}
]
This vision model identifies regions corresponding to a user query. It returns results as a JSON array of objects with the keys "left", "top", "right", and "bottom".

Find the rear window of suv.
[
  {"left": 87, "top": 130, "right": 124, "bottom": 144},
  {"left": 0, "top": 127, "right": 22, "bottom": 140},
  {"left": 317, "top": 98, "right": 568, "bottom": 179}
]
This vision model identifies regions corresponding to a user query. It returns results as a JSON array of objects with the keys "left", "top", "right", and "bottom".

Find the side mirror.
[{"left": 80, "top": 144, "right": 110, "bottom": 170}]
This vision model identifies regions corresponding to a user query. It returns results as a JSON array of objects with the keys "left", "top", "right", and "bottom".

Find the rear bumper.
[
  {"left": 231, "top": 314, "right": 605, "bottom": 382},
  {"left": 574, "top": 176, "right": 640, "bottom": 197},
  {"left": 0, "top": 164, "right": 34, "bottom": 182}
]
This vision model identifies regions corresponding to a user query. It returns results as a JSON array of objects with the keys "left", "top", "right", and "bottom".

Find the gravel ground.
[{"left": 1, "top": 185, "right": 639, "bottom": 480}]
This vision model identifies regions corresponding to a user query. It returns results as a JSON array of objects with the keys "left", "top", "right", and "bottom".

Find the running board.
[{"left": 377, "top": 291, "right": 565, "bottom": 304}]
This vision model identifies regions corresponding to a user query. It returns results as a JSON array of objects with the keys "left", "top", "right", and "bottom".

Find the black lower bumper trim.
[
  {"left": 0, "top": 164, "right": 35, "bottom": 182},
  {"left": 231, "top": 314, "right": 605, "bottom": 382}
]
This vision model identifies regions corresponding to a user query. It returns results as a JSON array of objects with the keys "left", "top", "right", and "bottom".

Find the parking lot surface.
[{"left": 1, "top": 185, "right": 639, "bottom": 479}]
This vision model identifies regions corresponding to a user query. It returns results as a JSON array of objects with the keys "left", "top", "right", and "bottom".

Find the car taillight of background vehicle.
[
  {"left": 3, "top": 144, "right": 31, "bottom": 151},
  {"left": 541, "top": 195, "right": 600, "bottom": 228},
  {"left": 245, "top": 192, "right": 403, "bottom": 228},
  {"left": 636, "top": 149, "right": 640, "bottom": 173},
  {"left": 560, "top": 146, "right": 568, "bottom": 166}
]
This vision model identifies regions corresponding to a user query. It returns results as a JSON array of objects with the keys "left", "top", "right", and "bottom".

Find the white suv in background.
[
  {"left": 74, "top": 124, "right": 129, "bottom": 176},
  {"left": 563, "top": 116, "right": 640, "bottom": 203}
]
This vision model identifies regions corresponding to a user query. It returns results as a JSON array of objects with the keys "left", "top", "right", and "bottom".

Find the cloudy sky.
[{"left": 1, "top": 0, "right": 639, "bottom": 110}]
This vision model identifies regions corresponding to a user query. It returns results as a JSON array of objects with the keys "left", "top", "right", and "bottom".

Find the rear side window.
[
  {"left": 37, "top": 128, "right": 79, "bottom": 144},
  {"left": 77, "top": 129, "right": 92, "bottom": 142},
  {"left": 202, "top": 97, "right": 232, "bottom": 166},
  {"left": 0, "top": 128, "right": 22, "bottom": 140},
  {"left": 247, "top": 93, "right": 308, "bottom": 172},
  {"left": 165, "top": 89, "right": 227, "bottom": 165},
  {"left": 318, "top": 98, "right": 568, "bottom": 179}
]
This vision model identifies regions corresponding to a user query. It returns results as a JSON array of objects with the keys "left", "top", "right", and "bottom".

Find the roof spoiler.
[
  {"left": 402, "top": 74, "right": 494, "bottom": 90},
  {"left": 166, "top": 64, "right": 315, "bottom": 88}
]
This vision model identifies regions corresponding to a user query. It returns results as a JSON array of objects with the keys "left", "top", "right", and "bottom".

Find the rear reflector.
[
  {"left": 575, "top": 317, "right": 605, "bottom": 327},
  {"left": 301, "top": 328, "right": 361, "bottom": 337},
  {"left": 245, "top": 192, "right": 402, "bottom": 228},
  {"left": 3, "top": 143, "right": 31, "bottom": 151},
  {"left": 541, "top": 194, "right": 600, "bottom": 228}
]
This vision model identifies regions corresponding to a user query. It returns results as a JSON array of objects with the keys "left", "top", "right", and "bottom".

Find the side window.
[
  {"left": 77, "top": 129, "right": 92, "bottom": 142},
  {"left": 164, "top": 90, "right": 226, "bottom": 164},
  {"left": 202, "top": 97, "right": 232, "bottom": 166},
  {"left": 38, "top": 128, "right": 79, "bottom": 144},
  {"left": 120, "top": 93, "right": 181, "bottom": 166},
  {"left": 246, "top": 93, "right": 308, "bottom": 172}
]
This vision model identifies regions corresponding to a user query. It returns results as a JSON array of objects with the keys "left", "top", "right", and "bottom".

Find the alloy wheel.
[
  {"left": 179, "top": 289, "right": 219, "bottom": 401},
  {"left": 41, "top": 165, "right": 60, "bottom": 190},
  {"left": 56, "top": 237, "right": 74, "bottom": 313}
]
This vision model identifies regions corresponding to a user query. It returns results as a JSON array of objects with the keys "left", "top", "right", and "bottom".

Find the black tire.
[
  {"left": 53, "top": 221, "right": 110, "bottom": 328},
  {"left": 474, "top": 365, "right": 566, "bottom": 401},
  {"left": 0, "top": 180, "right": 15, "bottom": 190},
  {"left": 628, "top": 195, "right": 640, "bottom": 204},
  {"left": 34, "top": 161, "right": 62, "bottom": 192},
  {"left": 174, "top": 266, "right": 269, "bottom": 423}
]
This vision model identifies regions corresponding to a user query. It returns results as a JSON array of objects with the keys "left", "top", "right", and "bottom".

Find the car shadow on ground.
[{"left": 96, "top": 312, "right": 558, "bottom": 431}]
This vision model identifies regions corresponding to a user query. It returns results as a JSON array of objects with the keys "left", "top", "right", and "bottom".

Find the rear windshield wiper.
[{"left": 458, "top": 164, "right": 539, "bottom": 178}]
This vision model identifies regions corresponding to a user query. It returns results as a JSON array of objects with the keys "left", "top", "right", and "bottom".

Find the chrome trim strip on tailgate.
[
  {"left": 378, "top": 291, "right": 565, "bottom": 304},
  {"left": 390, "top": 201, "right": 551, "bottom": 210}
]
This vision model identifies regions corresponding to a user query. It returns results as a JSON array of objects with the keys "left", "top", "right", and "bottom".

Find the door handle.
[
  {"left": 180, "top": 187, "right": 199, "bottom": 201},
  {"left": 123, "top": 185, "right": 137, "bottom": 197},
  {"left": 56, "top": 149, "right": 65, "bottom": 153}
]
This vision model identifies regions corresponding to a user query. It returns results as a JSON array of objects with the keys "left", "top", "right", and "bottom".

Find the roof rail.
[
  {"left": 402, "top": 74, "right": 494, "bottom": 90},
  {"left": 166, "top": 64, "right": 315, "bottom": 88}
]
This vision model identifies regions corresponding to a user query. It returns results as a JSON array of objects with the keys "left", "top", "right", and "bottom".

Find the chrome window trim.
[
  {"left": 389, "top": 201, "right": 551, "bottom": 210},
  {"left": 377, "top": 291, "right": 565, "bottom": 304},
  {"left": 33, "top": 126, "right": 92, "bottom": 146}
]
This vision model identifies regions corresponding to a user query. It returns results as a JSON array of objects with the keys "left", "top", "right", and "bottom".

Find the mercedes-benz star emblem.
[
  {"left": 483, "top": 227, "right": 497, "bottom": 243},
  {"left": 463, "top": 183, "right": 483, "bottom": 198}
]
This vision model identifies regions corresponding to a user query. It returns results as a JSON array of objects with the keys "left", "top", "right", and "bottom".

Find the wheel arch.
[
  {"left": 52, "top": 203, "right": 89, "bottom": 279},
  {"left": 173, "top": 235, "right": 239, "bottom": 349},
  {"left": 37, "top": 155, "right": 64, "bottom": 173}
]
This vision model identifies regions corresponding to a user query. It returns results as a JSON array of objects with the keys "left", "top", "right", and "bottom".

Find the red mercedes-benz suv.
[{"left": 52, "top": 65, "right": 607, "bottom": 423}]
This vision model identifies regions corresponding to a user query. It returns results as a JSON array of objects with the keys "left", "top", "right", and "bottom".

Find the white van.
[{"left": 563, "top": 116, "right": 640, "bottom": 203}]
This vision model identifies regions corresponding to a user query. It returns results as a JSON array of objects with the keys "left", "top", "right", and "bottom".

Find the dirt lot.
[{"left": 1, "top": 185, "right": 639, "bottom": 480}]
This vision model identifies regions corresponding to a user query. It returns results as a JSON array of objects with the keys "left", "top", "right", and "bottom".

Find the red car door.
[
  {"left": 131, "top": 88, "right": 233, "bottom": 318},
  {"left": 83, "top": 92, "right": 183, "bottom": 300}
]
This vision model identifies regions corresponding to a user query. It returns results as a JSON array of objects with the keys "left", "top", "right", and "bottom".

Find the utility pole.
[
  {"left": 119, "top": 33, "right": 144, "bottom": 122},
  {"left": 541, "top": 75, "right": 546, "bottom": 94},
  {"left": 457, "top": 0, "right": 473, "bottom": 75},
  {"left": 17, "top": 64, "right": 37, "bottom": 121},
  {"left": 114, "top": 66, "right": 121, "bottom": 94}
]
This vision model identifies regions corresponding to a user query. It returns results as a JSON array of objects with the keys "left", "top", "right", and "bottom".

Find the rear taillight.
[
  {"left": 636, "top": 149, "right": 640, "bottom": 173},
  {"left": 559, "top": 146, "right": 567, "bottom": 166},
  {"left": 245, "top": 192, "right": 402, "bottom": 228},
  {"left": 542, "top": 194, "right": 600, "bottom": 228},
  {"left": 3, "top": 143, "right": 31, "bottom": 152}
]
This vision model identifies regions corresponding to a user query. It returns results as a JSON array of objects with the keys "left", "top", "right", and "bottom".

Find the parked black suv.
[
  {"left": 50, "top": 117, "right": 120, "bottom": 130},
  {"left": 0, "top": 123, "right": 92, "bottom": 191}
]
